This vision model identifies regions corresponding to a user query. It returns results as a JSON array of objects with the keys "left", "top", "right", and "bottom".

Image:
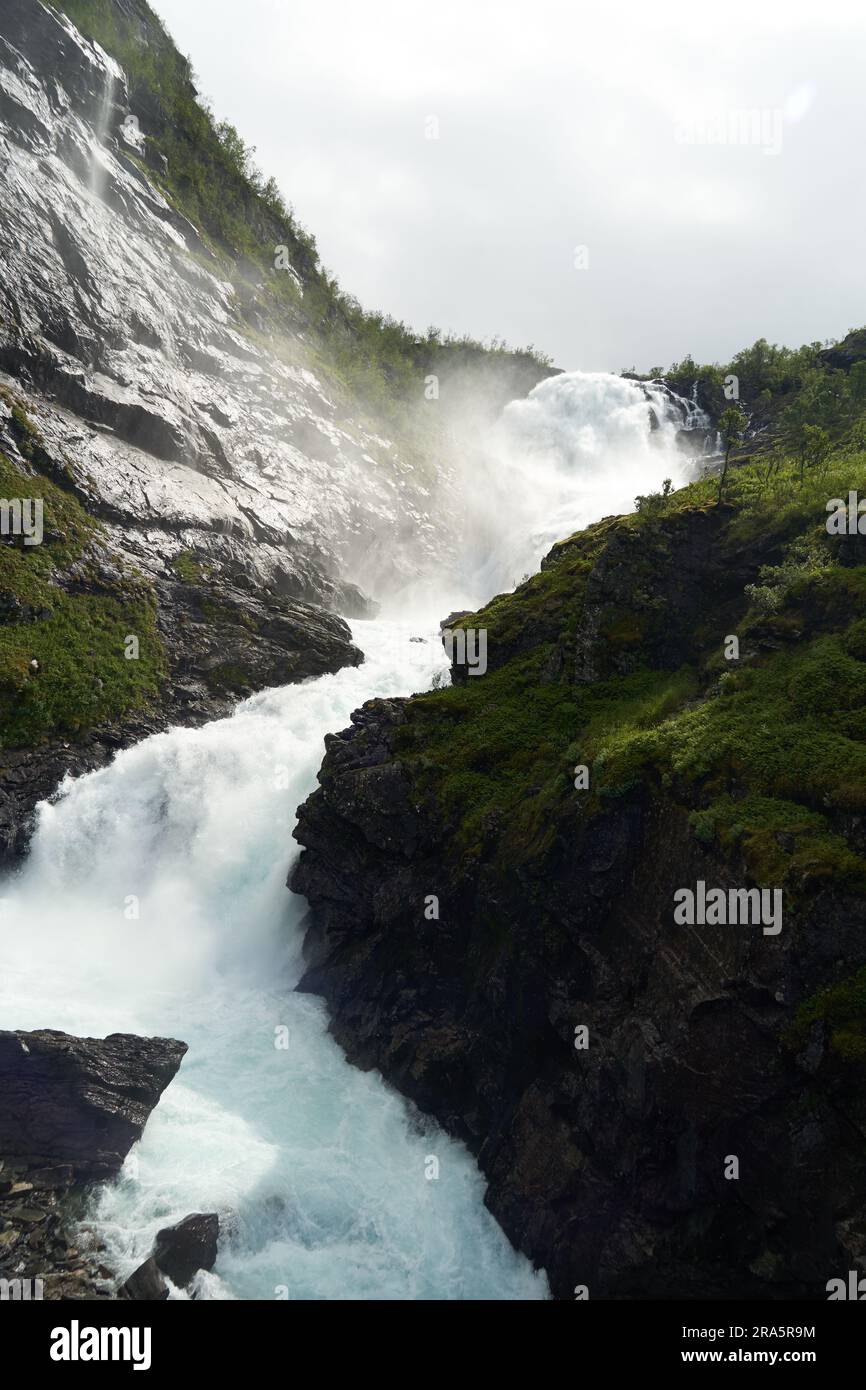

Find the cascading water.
[
  {"left": 88, "top": 62, "right": 119, "bottom": 200},
  {"left": 454, "top": 370, "right": 710, "bottom": 602},
  {"left": 0, "top": 371, "right": 709, "bottom": 1299},
  {"left": 0, "top": 622, "right": 546, "bottom": 1299}
]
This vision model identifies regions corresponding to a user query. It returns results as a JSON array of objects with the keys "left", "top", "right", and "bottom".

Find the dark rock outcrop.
[
  {"left": 0, "top": 1028, "right": 186, "bottom": 1298},
  {"left": 121, "top": 1256, "right": 169, "bottom": 1302},
  {"left": 0, "top": 1029, "right": 187, "bottom": 1178},
  {"left": 817, "top": 328, "right": 866, "bottom": 373},
  {"left": 292, "top": 508, "right": 866, "bottom": 1301},
  {"left": 293, "top": 708, "right": 866, "bottom": 1301},
  {"left": 154, "top": 1213, "right": 219, "bottom": 1288}
]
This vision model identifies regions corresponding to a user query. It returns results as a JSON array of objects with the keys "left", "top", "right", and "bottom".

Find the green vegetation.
[
  {"left": 202, "top": 660, "right": 254, "bottom": 695},
  {"left": 171, "top": 549, "right": 206, "bottom": 584},
  {"left": 0, "top": 444, "right": 164, "bottom": 746},
  {"left": 55, "top": 0, "right": 551, "bottom": 427},
  {"left": 786, "top": 967, "right": 866, "bottom": 1062},
  {"left": 396, "top": 445, "right": 866, "bottom": 897},
  {"left": 650, "top": 330, "right": 866, "bottom": 484},
  {"left": 717, "top": 404, "right": 747, "bottom": 502}
]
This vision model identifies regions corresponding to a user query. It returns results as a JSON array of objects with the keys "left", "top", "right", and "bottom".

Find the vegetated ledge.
[
  {"left": 0, "top": 1028, "right": 186, "bottom": 1298},
  {"left": 0, "top": 388, "right": 363, "bottom": 865},
  {"left": 291, "top": 459, "right": 866, "bottom": 1300}
]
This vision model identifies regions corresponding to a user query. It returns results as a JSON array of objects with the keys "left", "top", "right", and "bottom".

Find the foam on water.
[
  {"left": 0, "top": 373, "right": 709, "bottom": 1299},
  {"left": 458, "top": 370, "right": 706, "bottom": 599},
  {"left": 0, "top": 621, "right": 547, "bottom": 1299}
]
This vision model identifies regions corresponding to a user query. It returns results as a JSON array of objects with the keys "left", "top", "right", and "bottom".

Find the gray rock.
[
  {"left": 121, "top": 1256, "right": 169, "bottom": 1301},
  {"left": 0, "top": 1029, "right": 187, "bottom": 1180},
  {"left": 0, "top": 1028, "right": 187, "bottom": 1300},
  {"left": 154, "top": 1213, "right": 220, "bottom": 1287}
]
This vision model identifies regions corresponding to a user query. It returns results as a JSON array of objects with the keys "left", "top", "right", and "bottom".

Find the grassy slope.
[
  {"left": 394, "top": 450, "right": 866, "bottom": 1051},
  {"left": 397, "top": 453, "right": 866, "bottom": 896},
  {"left": 0, "top": 391, "right": 164, "bottom": 746}
]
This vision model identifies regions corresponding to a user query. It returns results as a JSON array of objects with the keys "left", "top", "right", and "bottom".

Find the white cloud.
[{"left": 154, "top": 0, "right": 866, "bottom": 370}]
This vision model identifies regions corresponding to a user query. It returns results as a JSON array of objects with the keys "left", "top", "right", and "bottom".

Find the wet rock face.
[
  {"left": 293, "top": 514, "right": 866, "bottom": 1301},
  {"left": 0, "top": 377, "right": 364, "bottom": 862},
  {"left": 0, "top": 0, "right": 380, "bottom": 864},
  {"left": 0, "top": 0, "right": 452, "bottom": 604},
  {"left": 0, "top": 1028, "right": 187, "bottom": 1178},
  {"left": 0, "top": 1028, "right": 187, "bottom": 1298},
  {"left": 293, "top": 708, "right": 866, "bottom": 1300},
  {"left": 121, "top": 1255, "right": 168, "bottom": 1301},
  {"left": 153, "top": 1213, "right": 219, "bottom": 1288}
]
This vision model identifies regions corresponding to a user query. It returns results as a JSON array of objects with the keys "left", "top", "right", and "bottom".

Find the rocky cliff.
[
  {"left": 0, "top": 0, "right": 437, "bottom": 604},
  {"left": 293, "top": 476, "right": 866, "bottom": 1299},
  {"left": 0, "top": 1027, "right": 186, "bottom": 1297},
  {"left": 0, "top": 0, "right": 555, "bottom": 861}
]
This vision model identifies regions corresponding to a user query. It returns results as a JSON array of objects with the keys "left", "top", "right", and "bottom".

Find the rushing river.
[
  {"left": 0, "top": 370, "right": 710, "bottom": 1298},
  {"left": 0, "top": 621, "right": 550, "bottom": 1298}
]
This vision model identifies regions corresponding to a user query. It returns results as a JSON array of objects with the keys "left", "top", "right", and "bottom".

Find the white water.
[
  {"left": 0, "top": 622, "right": 546, "bottom": 1299},
  {"left": 88, "top": 64, "right": 119, "bottom": 201},
  {"left": 0, "top": 371, "right": 708, "bottom": 1299},
  {"left": 457, "top": 370, "right": 707, "bottom": 600}
]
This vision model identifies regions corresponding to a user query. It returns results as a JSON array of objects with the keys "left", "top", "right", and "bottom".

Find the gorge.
[{"left": 1, "top": 0, "right": 865, "bottom": 1307}]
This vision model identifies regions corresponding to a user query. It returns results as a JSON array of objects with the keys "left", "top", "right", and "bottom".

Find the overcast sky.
[{"left": 153, "top": 0, "right": 866, "bottom": 372}]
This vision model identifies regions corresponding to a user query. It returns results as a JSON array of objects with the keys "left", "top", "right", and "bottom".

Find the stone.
[
  {"left": 153, "top": 1213, "right": 220, "bottom": 1288},
  {"left": 121, "top": 1257, "right": 169, "bottom": 1301},
  {"left": 0, "top": 1030, "right": 188, "bottom": 1180}
]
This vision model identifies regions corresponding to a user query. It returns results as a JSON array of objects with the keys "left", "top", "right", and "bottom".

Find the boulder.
[
  {"left": 153, "top": 1213, "right": 220, "bottom": 1287},
  {"left": 0, "top": 1029, "right": 187, "bottom": 1180},
  {"left": 121, "top": 1256, "right": 169, "bottom": 1301}
]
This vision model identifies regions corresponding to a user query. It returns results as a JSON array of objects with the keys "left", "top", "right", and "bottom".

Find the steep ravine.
[{"left": 293, "top": 500, "right": 866, "bottom": 1299}]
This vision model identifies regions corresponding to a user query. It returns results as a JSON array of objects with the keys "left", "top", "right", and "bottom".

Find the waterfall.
[
  {"left": 0, "top": 372, "right": 711, "bottom": 1299},
  {"left": 454, "top": 370, "right": 710, "bottom": 603},
  {"left": 88, "top": 64, "right": 118, "bottom": 200},
  {"left": 0, "top": 620, "right": 547, "bottom": 1300}
]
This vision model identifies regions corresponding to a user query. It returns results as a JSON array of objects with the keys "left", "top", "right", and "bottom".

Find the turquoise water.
[{"left": 0, "top": 620, "right": 547, "bottom": 1300}]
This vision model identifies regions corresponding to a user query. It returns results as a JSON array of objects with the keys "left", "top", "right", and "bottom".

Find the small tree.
[
  {"left": 717, "top": 406, "right": 747, "bottom": 503},
  {"left": 791, "top": 422, "right": 831, "bottom": 482}
]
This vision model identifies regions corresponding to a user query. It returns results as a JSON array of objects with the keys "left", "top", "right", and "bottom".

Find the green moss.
[
  {"left": 171, "top": 550, "right": 206, "bottom": 584},
  {"left": 398, "top": 649, "right": 698, "bottom": 865},
  {"left": 394, "top": 446, "right": 866, "bottom": 894},
  {"left": 591, "top": 629, "right": 866, "bottom": 890},
  {"left": 845, "top": 618, "right": 866, "bottom": 662},
  {"left": 786, "top": 968, "right": 866, "bottom": 1061},
  {"left": 0, "top": 449, "right": 165, "bottom": 745},
  {"left": 0, "top": 594, "right": 164, "bottom": 743},
  {"left": 197, "top": 598, "right": 256, "bottom": 632},
  {"left": 202, "top": 661, "right": 254, "bottom": 694},
  {"left": 398, "top": 648, "right": 580, "bottom": 862}
]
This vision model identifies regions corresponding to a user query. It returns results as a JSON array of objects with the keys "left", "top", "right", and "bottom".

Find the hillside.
[
  {"left": 0, "top": 0, "right": 553, "bottom": 859},
  {"left": 293, "top": 449, "right": 866, "bottom": 1298}
]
